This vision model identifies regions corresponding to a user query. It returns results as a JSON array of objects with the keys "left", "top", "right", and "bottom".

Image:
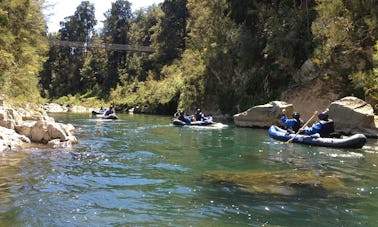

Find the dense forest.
[{"left": 0, "top": 0, "right": 377, "bottom": 115}]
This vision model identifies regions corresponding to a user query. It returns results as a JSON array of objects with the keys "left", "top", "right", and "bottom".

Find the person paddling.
[
  {"left": 281, "top": 109, "right": 302, "bottom": 133},
  {"left": 177, "top": 110, "right": 192, "bottom": 124},
  {"left": 302, "top": 111, "right": 335, "bottom": 137},
  {"left": 104, "top": 104, "right": 115, "bottom": 116},
  {"left": 193, "top": 108, "right": 205, "bottom": 121}
]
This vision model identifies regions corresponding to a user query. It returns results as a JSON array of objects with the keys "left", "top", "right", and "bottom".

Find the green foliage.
[
  {"left": 110, "top": 71, "right": 182, "bottom": 113},
  {"left": 349, "top": 42, "right": 378, "bottom": 103},
  {"left": 103, "top": 0, "right": 133, "bottom": 92},
  {"left": 80, "top": 35, "right": 109, "bottom": 97},
  {"left": 312, "top": 0, "right": 377, "bottom": 95},
  {"left": 60, "top": 1, "right": 97, "bottom": 43},
  {"left": 312, "top": 0, "right": 352, "bottom": 59},
  {"left": 150, "top": 0, "right": 188, "bottom": 79},
  {"left": 126, "top": 7, "right": 161, "bottom": 82},
  {"left": 40, "top": 1, "right": 97, "bottom": 98},
  {"left": 174, "top": 49, "right": 206, "bottom": 111},
  {"left": 53, "top": 94, "right": 107, "bottom": 107},
  {"left": 0, "top": 0, "right": 48, "bottom": 103},
  {"left": 36, "top": 0, "right": 377, "bottom": 115}
]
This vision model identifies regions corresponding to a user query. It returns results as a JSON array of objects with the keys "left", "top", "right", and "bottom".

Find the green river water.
[{"left": 0, "top": 113, "right": 378, "bottom": 226}]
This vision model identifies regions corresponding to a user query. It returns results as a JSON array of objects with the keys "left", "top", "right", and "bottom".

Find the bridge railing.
[{"left": 50, "top": 40, "right": 154, "bottom": 53}]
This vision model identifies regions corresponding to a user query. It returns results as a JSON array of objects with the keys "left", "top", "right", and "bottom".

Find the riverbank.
[{"left": 0, "top": 101, "right": 77, "bottom": 152}]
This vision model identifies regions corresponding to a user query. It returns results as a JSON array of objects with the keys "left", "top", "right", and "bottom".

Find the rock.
[
  {"left": 15, "top": 120, "right": 35, "bottom": 138},
  {"left": 294, "top": 59, "right": 320, "bottom": 84},
  {"left": 18, "top": 108, "right": 50, "bottom": 121},
  {"left": 42, "top": 103, "right": 68, "bottom": 113},
  {"left": 47, "top": 138, "right": 76, "bottom": 148},
  {"left": 15, "top": 119, "right": 78, "bottom": 145},
  {"left": 233, "top": 101, "right": 292, "bottom": 127},
  {"left": 0, "top": 107, "right": 24, "bottom": 130},
  {"left": 0, "top": 119, "right": 16, "bottom": 130},
  {"left": 70, "top": 105, "right": 92, "bottom": 113},
  {"left": 280, "top": 78, "right": 339, "bottom": 120},
  {"left": 202, "top": 170, "right": 345, "bottom": 196},
  {"left": 5, "top": 108, "right": 23, "bottom": 125},
  {"left": 0, "top": 101, "right": 77, "bottom": 151},
  {"left": 328, "top": 96, "right": 378, "bottom": 137},
  {"left": 0, "top": 126, "right": 31, "bottom": 152},
  {"left": 27, "top": 120, "right": 77, "bottom": 144}
]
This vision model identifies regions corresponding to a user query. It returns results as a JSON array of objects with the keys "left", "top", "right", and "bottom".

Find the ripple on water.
[{"left": 1, "top": 113, "right": 378, "bottom": 226}]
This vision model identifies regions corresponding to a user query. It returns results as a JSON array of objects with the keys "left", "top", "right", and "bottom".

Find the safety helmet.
[
  {"left": 318, "top": 112, "right": 328, "bottom": 120},
  {"left": 292, "top": 112, "right": 300, "bottom": 120}
]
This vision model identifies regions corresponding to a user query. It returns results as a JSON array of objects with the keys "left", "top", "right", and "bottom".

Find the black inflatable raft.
[{"left": 172, "top": 119, "right": 214, "bottom": 126}]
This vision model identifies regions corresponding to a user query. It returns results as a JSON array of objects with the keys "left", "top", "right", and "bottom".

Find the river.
[{"left": 0, "top": 113, "right": 377, "bottom": 226}]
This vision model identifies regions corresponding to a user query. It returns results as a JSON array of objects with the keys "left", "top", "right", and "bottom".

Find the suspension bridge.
[{"left": 50, "top": 40, "right": 154, "bottom": 53}]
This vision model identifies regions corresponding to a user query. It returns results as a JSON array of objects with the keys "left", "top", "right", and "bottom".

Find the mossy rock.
[{"left": 202, "top": 170, "right": 345, "bottom": 196}]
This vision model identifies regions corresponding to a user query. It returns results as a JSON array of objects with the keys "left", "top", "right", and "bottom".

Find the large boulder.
[
  {"left": 293, "top": 59, "right": 320, "bottom": 84},
  {"left": 328, "top": 96, "right": 378, "bottom": 137},
  {"left": 0, "top": 107, "right": 24, "bottom": 130},
  {"left": 0, "top": 101, "right": 78, "bottom": 151},
  {"left": 34, "top": 120, "right": 77, "bottom": 144},
  {"left": 16, "top": 120, "right": 77, "bottom": 144},
  {"left": 234, "top": 101, "right": 292, "bottom": 127},
  {"left": 0, "top": 126, "right": 31, "bottom": 152}
]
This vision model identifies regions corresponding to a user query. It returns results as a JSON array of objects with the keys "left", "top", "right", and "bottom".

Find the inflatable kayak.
[
  {"left": 92, "top": 110, "right": 104, "bottom": 115},
  {"left": 95, "top": 114, "right": 118, "bottom": 120},
  {"left": 172, "top": 119, "right": 214, "bottom": 126},
  {"left": 268, "top": 125, "right": 367, "bottom": 149}
]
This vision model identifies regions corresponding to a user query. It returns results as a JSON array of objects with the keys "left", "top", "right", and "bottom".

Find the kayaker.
[
  {"left": 281, "top": 109, "right": 302, "bottom": 133},
  {"left": 193, "top": 108, "right": 205, "bottom": 121},
  {"left": 302, "top": 111, "right": 335, "bottom": 137},
  {"left": 104, "top": 104, "right": 115, "bottom": 116},
  {"left": 177, "top": 110, "right": 192, "bottom": 124}
]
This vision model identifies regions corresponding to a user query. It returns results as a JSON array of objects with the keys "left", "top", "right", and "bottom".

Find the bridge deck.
[{"left": 50, "top": 40, "right": 154, "bottom": 53}]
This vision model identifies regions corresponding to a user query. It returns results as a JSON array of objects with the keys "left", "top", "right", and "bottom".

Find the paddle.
[{"left": 286, "top": 111, "right": 318, "bottom": 143}]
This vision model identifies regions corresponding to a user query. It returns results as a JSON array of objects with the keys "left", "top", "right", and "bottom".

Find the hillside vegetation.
[{"left": 1, "top": 0, "right": 377, "bottom": 114}]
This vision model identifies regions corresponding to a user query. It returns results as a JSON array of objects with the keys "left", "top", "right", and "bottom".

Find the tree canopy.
[
  {"left": 0, "top": 0, "right": 48, "bottom": 102},
  {"left": 1, "top": 0, "right": 377, "bottom": 113}
]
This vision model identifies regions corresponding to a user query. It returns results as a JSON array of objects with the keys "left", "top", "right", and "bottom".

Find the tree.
[
  {"left": 102, "top": 0, "right": 133, "bottom": 94},
  {"left": 126, "top": 6, "right": 161, "bottom": 81},
  {"left": 43, "top": 1, "right": 97, "bottom": 98},
  {"left": 312, "top": 0, "right": 378, "bottom": 96},
  {"left": 150, "top": 0, "right": 188, "bottom": 79},
  {"left": 0, "top": 0, "right": 48, "bottom": 102},
  {"left": 80, "top": 34, "right": 108, "bottom": 97}
]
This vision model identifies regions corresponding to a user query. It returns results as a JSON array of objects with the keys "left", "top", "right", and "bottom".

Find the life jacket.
[
  {"left": 292, "top": 119, "right": 301, "bottom": 133},
  {"left": 194, "top": 112, "right": 204, "bottom": 121},
  {"left": 319, "top": 119, "right": 335, "bottom": 137},
  {"left": 178, "top": 115, "right": 185, "bottom": 122}
]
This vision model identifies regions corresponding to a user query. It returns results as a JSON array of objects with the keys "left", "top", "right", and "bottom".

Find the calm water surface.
[{"left": 0, "top": 113, "right": 378, "bottom": 226}]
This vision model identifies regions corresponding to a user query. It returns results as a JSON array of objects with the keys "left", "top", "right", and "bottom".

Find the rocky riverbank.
[{"left": 0, "top": 102, "right": 77, "bottom": 152}]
